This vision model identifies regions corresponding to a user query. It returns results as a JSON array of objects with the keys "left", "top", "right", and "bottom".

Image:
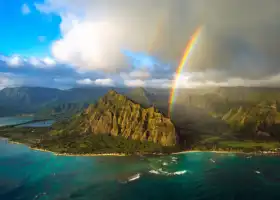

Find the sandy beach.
[
  {"left": 5, "top": 138, "right": 280, "bottom": 157},
  {"left": 30, "top": 147, "right": 126, "bottom": 157},
  {"left": 172, "top": 150, "right": 242, "bottom": 155}
]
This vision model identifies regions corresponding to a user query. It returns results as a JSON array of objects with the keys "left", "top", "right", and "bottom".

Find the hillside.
[
  {"left": 50, "top": 90, "right": 177, "bottom": 146},
  {"left": 170, "top": 88, "right": 280, "bottom": 143},
  {"left": 34, "top": 102, "right": 90, "bottom": 120},
  {"left": 30, "top": 90, "right": 178, "bottom": 154},
  {"left": 126, "top": 87, "right": 152, "bottom": 108},
  {"left": 3, "top": 86, "right": 280, "bottom": 153},
  {"left": 0, "top": 86, "right": 129, "bottom": 116}
]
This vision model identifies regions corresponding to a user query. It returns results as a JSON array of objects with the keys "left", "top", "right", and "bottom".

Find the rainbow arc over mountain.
[{"left": 168, "top": 26, "right": 203, "bottom": 117}]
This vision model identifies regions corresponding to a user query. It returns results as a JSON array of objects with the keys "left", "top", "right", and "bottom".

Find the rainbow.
[{"left": 168, "top": 26, "right": 203, "bottom": 117}]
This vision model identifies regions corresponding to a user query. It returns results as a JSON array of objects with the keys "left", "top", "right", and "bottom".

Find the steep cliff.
[{"left": 51, "top": 90, "right": 177, "bottom": 146}]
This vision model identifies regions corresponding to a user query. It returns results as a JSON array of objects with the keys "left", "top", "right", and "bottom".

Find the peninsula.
[{"left": 1, "top": 87, "right": 280, "bottom": 156}]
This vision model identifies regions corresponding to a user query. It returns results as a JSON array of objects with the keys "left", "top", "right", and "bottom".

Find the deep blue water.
[{"left": 1, "top": 139, "right": 280, "bottom": 200}]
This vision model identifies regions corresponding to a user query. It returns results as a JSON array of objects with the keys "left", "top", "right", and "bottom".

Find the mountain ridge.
[{"left": 48, "top": 89, "right": 177, "bottom": 147}]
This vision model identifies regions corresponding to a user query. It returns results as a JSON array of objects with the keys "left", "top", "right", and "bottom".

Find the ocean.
[
  {"left": 1, "top": 139, "right": 280, "bottom": 200},
  {"left": 1, "top": 117, "right": 280, "bottom": 200}
]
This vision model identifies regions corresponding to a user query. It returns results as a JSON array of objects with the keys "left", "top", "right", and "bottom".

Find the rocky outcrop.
[{"left": 73, "top": 90, "right": 177, "bottom": 146}]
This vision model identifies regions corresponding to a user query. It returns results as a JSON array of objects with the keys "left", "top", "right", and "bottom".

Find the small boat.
[
  {"left": 210, "top": 158, "right": 216, "bottom": 163},
  {"left": 255, "top": 170, "right": 261, "bottom": 174}
]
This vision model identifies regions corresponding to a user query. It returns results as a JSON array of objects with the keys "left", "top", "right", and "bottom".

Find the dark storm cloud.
[{"left": 34, "top": 0, "right": 280, "bottom": 86}]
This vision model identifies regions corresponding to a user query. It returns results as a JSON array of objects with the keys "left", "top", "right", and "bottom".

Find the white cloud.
[
  {"left": 22, "top": 4, "right": 31, "bottom": 15},
  {"left": 0, "top": 73, "right": 21, "bottom": 89},
  {"left": 29, "top": 57, "right": 42, "bottom": 66},
  {"left": 0, "top": 55, "right": 56, "bottom": 68},
  {"left": 77, "top": 78, "right": 115, "bottom": 86},
  {"left": 4, "top": 55, "right": 23, "bottom": 67},
  {"left": 124, "top": 79, "right": 145, "bottom": 87},
  {"left": 94, "top": 78, "right": 115, "bottom": 86},
  {"left": 42, "top": 57, "right": 56, "bottom": 66},
  {"left": 51, "top": 21, "right": 127, "bottom": 72},
  {"left": 35, "top": 0, "right": 177, "bottom": 73},
  {"left": 76, "top": 78, "right": 94, "bottom": 85}
]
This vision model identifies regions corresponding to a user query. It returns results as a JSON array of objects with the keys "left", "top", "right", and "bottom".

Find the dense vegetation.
[
  {"left": 2, "top": 86, "right": 280, "bottom": 154},
  {"left": 33, "top": 133, "right": 178, "bottom": 154},
  {"left": 0, "top": 86, "right": 129, "bottom": 116},
  {"left": 34, "top": 102, "right": 90, "bottom": 120},
  {"left": 48, "top": 90, "right": 177, "bottom": 146}
]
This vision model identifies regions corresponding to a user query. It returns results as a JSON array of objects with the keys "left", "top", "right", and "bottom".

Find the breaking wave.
[
  {"left": 119, "top": 173, "right": 141, "bottom": 184},
  {"left": 149, "top": 169, "right": 188, "bottom": 176}
]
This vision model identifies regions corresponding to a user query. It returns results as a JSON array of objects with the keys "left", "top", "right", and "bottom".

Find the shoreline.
[
  {"left": 172, "top": 150, "right": 243, "bottom": 155},
  {"left": 30, "top": 147, "right": 126, "bottom": 157},
  {"left": 3, "top": 138, "right": 280, "bottom": 157},
  {"left": 173, "top": 149, "right": 280, "bottom": 156}
]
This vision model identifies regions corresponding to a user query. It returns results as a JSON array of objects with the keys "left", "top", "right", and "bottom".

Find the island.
[{"left": 1, "top": 88, "right": 280, "bottom": 156}]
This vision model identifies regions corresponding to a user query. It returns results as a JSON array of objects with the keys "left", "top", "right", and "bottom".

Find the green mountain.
[
  {"left": 170, "top": 87, "right": 280, "bottom": 141},
  {"left": 34, "top": 87, "right": 154, "bottom": 120},
  {"left": 50, "top": 90, "right": 177, "bottom": 146},
  {"left": 32, "top": 90, "right": 178, "bottom": 154},
  {"left": 34, "top": 102, "right": 90, "bottom": 120},
  {"left": 126, "top": 87, "right": 152, "bottom": 108},
  {"left": 0, "top": 86, "right": 129, "bottom": 116},
  {"left": 3, "top": 86, "right": 280, "bottom": 154}
]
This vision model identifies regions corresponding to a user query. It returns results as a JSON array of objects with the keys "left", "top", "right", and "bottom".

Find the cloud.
[
  {"left": 35, "top": 0, "right": 179, "bottom": 73},
  {"left": 124, "top": 79, "right": 145, "bottom": 87},
  {"left": 120, "top": 70, "right": 150, "bottom": 80},
  {"left": 1, "top": 55, "right": 23, "bottom": 67},
  {"left": 22, "top": 4, "right": 31, "bottom": 15},
  {"left": 42, "top": 57, "right": 56, "bottom": 66},
  {"left": 77, "top": 78, "right": 115, "bottom": 86},
  {"left": 0, "top": 55, "right": 56, "bottom": 68},
  {"left": 34, "top": 0, "right": 280, "bottom": 85},
  {"left": 76, "top": 78, "right": 94, "bottom": 85},
  {"left": 94, "top": 78, "right": 115, "bottom": 86},
  {"left": 0, "top": 73, "right": 22, "bottom": 89}
]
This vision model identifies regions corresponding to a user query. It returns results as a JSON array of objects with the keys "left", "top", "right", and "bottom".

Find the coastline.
[
  {"left": 173, "top": 149, "right": 280, "bottom": 156},
  {"left": 3, "top": 138, "right": 280, "bottom": 157},
  {"left": 29, "top": 147, "right": 126, "bottom": 157},
  {"left": 3, "top": 138, "right": 126, "bottom": 157},
  {"left": 172, "top": 150, "right": 243, "bottom": 155}
]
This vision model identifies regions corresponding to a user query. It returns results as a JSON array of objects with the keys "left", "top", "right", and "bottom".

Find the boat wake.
[
  {"left": 128, "top": 173, "right": 141, "bottom": 182},
  {"left": 118, "top": 173, "right": 141, "bottom": 184},
  {"left": 149, "top": 168, "right": 188, "bottom": 176}
]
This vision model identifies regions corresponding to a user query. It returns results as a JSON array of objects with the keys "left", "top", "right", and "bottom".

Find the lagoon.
[{"left": 0, "top": 116, "right": 33, "bottom": 127}]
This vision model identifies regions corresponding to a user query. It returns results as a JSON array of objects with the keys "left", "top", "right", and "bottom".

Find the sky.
[{"left": 1, "top": 0, "right": 280, "bottom": 89}]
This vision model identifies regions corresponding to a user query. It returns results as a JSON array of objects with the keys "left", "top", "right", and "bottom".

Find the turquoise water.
[
  {"left": 1, "top": 140, "right": 280, "bottom": 200},
  {"left": 0, "top": 117, "right": 33, "bottom": 127}
]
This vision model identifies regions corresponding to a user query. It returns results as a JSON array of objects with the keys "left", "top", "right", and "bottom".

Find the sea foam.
[{"left": 149, "top": 169, "right": 188, "bottom": 176}]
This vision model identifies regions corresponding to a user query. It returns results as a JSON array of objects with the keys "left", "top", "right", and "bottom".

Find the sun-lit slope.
[{"left": 50, "top": 90, "right": 177, "bottom": 147}]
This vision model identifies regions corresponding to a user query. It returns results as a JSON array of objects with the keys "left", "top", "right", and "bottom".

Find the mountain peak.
[
  {"left": 53, "top": 91, "right": 177, "bottom": 146},
  {"left": 127, "top": 87, "right": 151, "bottom": 108}
]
